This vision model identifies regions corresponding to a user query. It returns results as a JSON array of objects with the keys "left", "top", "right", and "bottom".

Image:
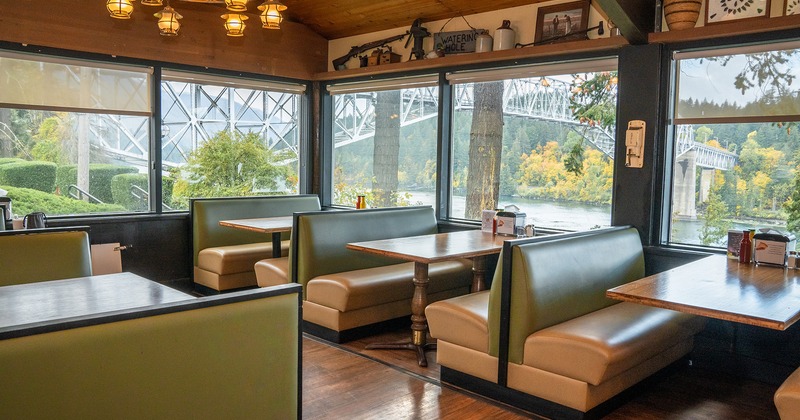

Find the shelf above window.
[{"left": 313, "top": 37, "right": 629, "bottom": 82}]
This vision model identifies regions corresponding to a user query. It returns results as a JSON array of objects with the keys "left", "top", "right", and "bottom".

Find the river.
[{"left": 406, "top": 190, "right": 789, "bottom": 247}]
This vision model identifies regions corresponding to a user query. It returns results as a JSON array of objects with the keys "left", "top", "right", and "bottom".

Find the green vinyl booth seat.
[
  {"left": 191, "top": 195, "right": 320, "bottom": 291},
  {"left": 257, "top": 206, "right": 473, "bottom": 342},
  {"left": 0, "top": 283, "right": 302, "bottom": 420},
  {"left": 426, "top": 227, "right": 706, "bottom": 418},
  {"left": 0, "top": 229, "right": 92, "bottom": 286}
]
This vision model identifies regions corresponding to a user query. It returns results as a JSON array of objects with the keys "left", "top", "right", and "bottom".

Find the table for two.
[
  {"left": 347, "top": 230, "right": 506, "bottom": 367},
  {"left": 607, "top": 254, "right": 800, "bottom": 331},
  {"left": 0, "top": 272, "right": 192, "bottom": 337}
]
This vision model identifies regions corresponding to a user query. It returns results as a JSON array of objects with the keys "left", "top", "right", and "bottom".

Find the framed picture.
[
  {"left": 787, "top": 0, "right": 800, "bottom": 15},
  {"left": 706, "top": 0, "right": 771, "bottom": 24},
  {"left": 534, "top": 1, "right": 590, "bottom": 45}
]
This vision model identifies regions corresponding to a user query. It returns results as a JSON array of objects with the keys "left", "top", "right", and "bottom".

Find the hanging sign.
[{"left": 433, "top": 30, "right": 482, "bottom": 54}]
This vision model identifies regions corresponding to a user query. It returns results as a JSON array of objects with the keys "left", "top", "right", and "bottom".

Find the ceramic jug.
[{"left": 493, "top": 20, "right": 515, "bottom": 51}]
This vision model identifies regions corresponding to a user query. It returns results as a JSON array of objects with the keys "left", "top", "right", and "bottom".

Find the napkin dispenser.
[
  {"left": 753, "top": 230, "right": 796, "bottom": 266},
  {"left": 495, "top": 211, "right": 526, "bottom": 236}
]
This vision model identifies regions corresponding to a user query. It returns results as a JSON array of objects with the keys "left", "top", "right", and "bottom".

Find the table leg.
[
  {"left": 365, "top": 262, "right": 435, "bottom": 367},
  {"left": 471, "top": 256, "right": 487, "bottom": 292},
  {"left": 271, "top": 232, "right": 282, "bottom": 258}
]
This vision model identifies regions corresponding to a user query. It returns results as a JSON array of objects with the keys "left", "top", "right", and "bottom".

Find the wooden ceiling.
[{"left": 280, "top": 0, "right": 551, "bottom": 40}]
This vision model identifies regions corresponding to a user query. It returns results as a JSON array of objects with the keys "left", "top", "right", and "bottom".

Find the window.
[
  {"left": 161, "top": 71, "right": 306, "bottom": 211},
  {"left": 668, "top": 41, "right": 800, "bottom": 248},
  {"left": 0, "top": 52, "right": 151, "bottom": 216},
  {"left": 446, "top": 59, "right": 618, "bottom": 231},
  {"left": 328, "top": 75, "right": 439, "bottom": 208}
]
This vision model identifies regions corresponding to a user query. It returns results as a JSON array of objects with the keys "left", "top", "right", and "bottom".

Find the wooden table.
[
  {"left": 346, "top": 229, "right": 507, "bottom": 366},
  {"left": 219, "top": 216, "right": 293, "bottom": 258},
  {"left": 606, "top": 254, "right": 800, "bottom": 330},
  {"left": 0, "top": 272, "right": 193, "bottom": 337}
]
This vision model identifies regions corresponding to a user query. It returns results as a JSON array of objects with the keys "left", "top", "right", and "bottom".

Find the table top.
[
  {"left": 219, "top": 216, "right": 294, "bottom": 234},
  {"left": 346, "top": 229, "right": 507, "bottom": 264},
  {"left": 0, "top": 272, "right": 193, "bottom": 333},
  {"left": 607, "top": 254, "right": 800, "bottom": 330}
]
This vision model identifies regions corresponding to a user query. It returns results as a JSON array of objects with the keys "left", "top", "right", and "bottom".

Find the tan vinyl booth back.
[
  {"left": 191, "top": 194, "right": 321, "bottom": 266},
  {"left": 291, "top": 206, "right": 439, "bottom": 289},
  {"left": 0, "top": 284, "right": 302, "bottom": 420},
  {"left": 487, "top": 227, "right": 645, "bottom": 363},
  {"left": 0, "top": 229, "right": 92, "bottom": 286}
]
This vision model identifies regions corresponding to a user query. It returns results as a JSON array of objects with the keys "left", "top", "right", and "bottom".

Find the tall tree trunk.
[
  {"left": 0, "top": 109, "right": 13, "bottom": 157},
  {"left": 465, "top": 81, "right": 504, "bottom": 219},
  {"left": 372, "top": 90, "right": 401, "bottom": 208}
]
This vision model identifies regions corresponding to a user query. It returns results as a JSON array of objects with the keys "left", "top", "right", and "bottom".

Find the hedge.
[
  {"left": 111, "top": 173, "right": 176, "bottom": 211},
  {"left": 0, "top": 161, "right": 57, "bottom": 192},
  {"left": 2, "top": 185, "right": 125, "bottom": 216},
  {"left": 55, "top": 164, "right": 138, "bottom": 204}
]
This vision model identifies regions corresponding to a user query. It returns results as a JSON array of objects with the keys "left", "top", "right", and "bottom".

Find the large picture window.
[
  {"left": 329, "top": 76, "right": 439, "bottom": 208},
  {"left": 160, "top": 71, "right": 306, "bottom": 211},
  {"left": 0, "top": 52, "right": 152, "bottom": 216},
  {"left": 446, "top": 59, "right": 618, "bottom": 231},
  {"left": 668, "top": 42, "right": 800, "bottom": 248}
]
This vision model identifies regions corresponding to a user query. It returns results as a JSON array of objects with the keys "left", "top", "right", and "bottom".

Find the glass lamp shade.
[
  {"left": 140, "top": 0, "right": 163, "bottom": 6},
  {"left": 224, "top": 0, "right": 248, "bottom": 12},
  {"left": 221, "top": 14, "right": 248, "bottom": 36},
  {"left": 258, "top": 1, "right": 286, "bottom": 29},
  {"left": 106, "top": 0, "right": 134, "bottom": 19},
  {"left": 155, "top": 6, "right": 183, "bottom": 36}
]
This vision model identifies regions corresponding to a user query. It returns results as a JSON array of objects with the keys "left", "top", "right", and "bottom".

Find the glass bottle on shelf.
[{"left": 356, "top": 195, "right": 366, "bottom": 209}]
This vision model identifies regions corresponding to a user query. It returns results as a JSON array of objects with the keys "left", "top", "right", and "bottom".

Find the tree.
[
  {"left": 172, "top": 131, "right": 290, "bottom": 206},
  {"left": 372, "top": 90, "right": 401, "bottom": 207},
  {"left": 699, "top": 173, "right": 731, "bottom": 246},
  {"left": 465, "top": 81, "right": 504, "bottom": 219},
  {"left": 565, "top": 71, "right": 618, "bottom": 176}
]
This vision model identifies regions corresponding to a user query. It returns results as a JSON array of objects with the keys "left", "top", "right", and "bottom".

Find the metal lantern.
[
  {"left": 155, "top": 6, "right": 183, "bottom": 36},
  {"left": 224, "top": 0, "right": 249, "bottom": 12},
  {"left": 258, "top": 0, "right": 286, "bottom": 29},
  {"left": 106, "top": 0, "right": 134, "bottom": 19},
  {"left": 221, "top": 13, "right": 248, "bottom": 37}
]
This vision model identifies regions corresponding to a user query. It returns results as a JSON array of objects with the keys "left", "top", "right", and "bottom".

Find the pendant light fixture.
[
  {"left": 221, "top": 13, "right": 248, "bottom": 36},
  {"left": 258, "top": 0, "right": 286, "bottom": 29},
  {"left": 106, "top": 0, "right": 135, "bottom": 19},
  {"left": 155, "top": 5, "right": 183, "bottom": 36},
  {"left": 107, "top": 0, "right": 286, "bottom": 37}
]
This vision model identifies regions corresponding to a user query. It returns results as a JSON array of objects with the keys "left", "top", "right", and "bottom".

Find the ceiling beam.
[{"left": 593, "top": 0, "right": 655, "bottom": 45}]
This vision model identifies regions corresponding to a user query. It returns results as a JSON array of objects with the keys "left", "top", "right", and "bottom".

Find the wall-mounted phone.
[{"left": 625, "top": 120, "right": 646, "bottom": 168}]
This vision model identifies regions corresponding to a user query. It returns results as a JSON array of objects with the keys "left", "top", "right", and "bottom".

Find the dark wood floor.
[{"left": 304, "top": 330, "right": 781, "bottom": 419}]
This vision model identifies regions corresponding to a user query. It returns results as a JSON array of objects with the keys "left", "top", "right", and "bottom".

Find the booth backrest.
[
  {"left": 291, "top": 206, "right": 439, "bottom": 288},
  {"left": 191, "top": 195, "right": 320, "bottom": 266},
  {"left": 488, "top": 227, "right": 644, "bottom": 364},
  {"left": 0, "top": 283, "right": 302, "bottom": 420},
  {"left": 0, "top": 229, "right": 92, "bottom": 286}
]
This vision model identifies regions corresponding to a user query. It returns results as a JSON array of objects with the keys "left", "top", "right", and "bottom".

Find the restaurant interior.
[{"left": 2, "top": 0, "right": 800, "bottom": 418}]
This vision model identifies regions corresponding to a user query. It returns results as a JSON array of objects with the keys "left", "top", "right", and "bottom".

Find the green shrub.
[
  {"left": 111, "top": 173, "right": 177, "bottom": 211},
  {"left": 55, "top": 164, "right": 138, "bottom": 203},
  {"left": 0, "top": 161, "right": 57, "bottom": 192},
  {"left": 2, "top": 185, "right": 125, "bottom": 216},
  {"left": 111, "top": 173, "right": 148, "bottom": 211}
]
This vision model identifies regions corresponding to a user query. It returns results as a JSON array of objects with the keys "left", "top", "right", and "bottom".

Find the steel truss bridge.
[
  {"left": 334, "top": 77, "right": 738, "bottom": 169},
  {"left": 79, "top": 77, "right": 736, "bottom": 172}
]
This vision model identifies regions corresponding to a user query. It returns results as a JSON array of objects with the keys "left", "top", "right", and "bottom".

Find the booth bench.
[
  {"left": 0, "top": 227, "right": 92, "bottom": 286},
  {"left": 191, "top": 195, "right": 320, "bottom": 292},
  {"left": 255, "top": 206, "right": 473, "bottom": 342},
  {"left": 426, "top": 226, "right": 706, "bottom": 419},
  {"left": 0, "top": 283, "right": 302, "bottom": 420}
]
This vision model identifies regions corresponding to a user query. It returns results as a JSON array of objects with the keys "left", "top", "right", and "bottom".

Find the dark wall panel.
[{"left": 49, "top": 214, "right": 191, "bottom": 283}]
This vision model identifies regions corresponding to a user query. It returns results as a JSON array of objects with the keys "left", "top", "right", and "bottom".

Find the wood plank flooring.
[{"left": 304, "top": 330, "right": 782, "bottom": 419}]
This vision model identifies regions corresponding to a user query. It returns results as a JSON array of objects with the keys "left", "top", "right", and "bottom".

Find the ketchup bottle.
[{"left": 738, "top": 229, "right": 752, "bottom": 264}]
